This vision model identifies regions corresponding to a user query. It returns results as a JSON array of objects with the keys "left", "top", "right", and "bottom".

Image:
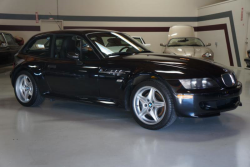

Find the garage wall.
[
  {"left": 1, "top": 0, "right": 244, "bottom": 67},
  {"left": 198, "top": 30, "right": 230, "bottom": 66},
  {"left": 197, "top": 0, "right": 250, "bottom": 67},
  {"left": 0, "top": 0, "right": 205, "bottom": 52},
  {"left": 0, "top": 0, "right": 226, "bottom": 37},
  {"left": 0, "top": 0, "right": 225, "bottom": 16}
]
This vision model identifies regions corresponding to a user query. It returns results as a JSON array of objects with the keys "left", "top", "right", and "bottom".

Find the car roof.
[{"left": 35, "top": 29, "right": 119, "bottom": 36}]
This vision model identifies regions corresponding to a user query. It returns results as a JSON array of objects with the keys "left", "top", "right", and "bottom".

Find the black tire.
[
  {"left": 14, "top": 71, "right": 44, "bottom": 107},
  {"left": 130, "top": 80, "right": 177, "bottom": 130}
]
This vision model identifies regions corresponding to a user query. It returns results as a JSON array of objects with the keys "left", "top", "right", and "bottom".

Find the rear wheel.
[
  {"left": 131, "top": 80, "right": 177, "bottom": 130},
  {"left": 14, "top": 71, "right": 44, "bottom": 107}
]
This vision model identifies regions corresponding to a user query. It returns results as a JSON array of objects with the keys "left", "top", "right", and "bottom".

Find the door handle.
[{"left": 48, "top": 65, "right": 56, "bottom": 69}]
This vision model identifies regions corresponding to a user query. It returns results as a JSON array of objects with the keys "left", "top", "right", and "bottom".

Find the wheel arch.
[
  {"left": 123, "top": 72, "right": 175, "bottom": 111},
  {"left": 11, "top": 66, "right": 34, "bottom": 87},
  {"left": 11, "top": 65, "right": 49, "bottom": 96}
]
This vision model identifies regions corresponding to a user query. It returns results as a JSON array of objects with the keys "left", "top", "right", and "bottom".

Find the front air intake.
[{"left": 221, "top": 73, "right": 236, "bottom": 87}]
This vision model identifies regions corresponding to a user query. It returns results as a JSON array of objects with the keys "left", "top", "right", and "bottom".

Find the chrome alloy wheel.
[
  {"left": 133, "top": 86, "right": 166, "bottom": 125},
  {"left": 15, "top": 74, "right": 33, "bottom": 103}
]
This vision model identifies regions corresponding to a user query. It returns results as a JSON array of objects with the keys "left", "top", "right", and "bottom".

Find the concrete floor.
[{"left": 0, "top": 66, "right": 250, "bottom": 167}]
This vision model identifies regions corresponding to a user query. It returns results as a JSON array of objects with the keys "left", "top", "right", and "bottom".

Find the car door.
[
  {"left": 2, "top": 33, "right": 20, "bottom": 64},
  {"left": 44, "top": 34, "right": 100, "bottom": 99},
  {"left": 87, "top": 32, "right": 135, "bottom": 100}
]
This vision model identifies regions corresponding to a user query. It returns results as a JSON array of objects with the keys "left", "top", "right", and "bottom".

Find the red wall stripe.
[{"left": 0, "top": 25, "right": 40, "bottom": 31}]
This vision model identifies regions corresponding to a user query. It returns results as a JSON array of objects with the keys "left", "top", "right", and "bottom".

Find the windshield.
[
  {"left": 87, "top": 32, "right": 150, "bottom": 56},
  {"left": 168, "top": 37, "right": 204, "bottom": 47}
]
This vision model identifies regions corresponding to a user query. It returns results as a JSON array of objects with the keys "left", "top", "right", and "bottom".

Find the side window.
[
  {"left": 24, "top": 36, "right": 51, "bottom": 57},
  {"left": 54, "top": 35, "right": 98, "bottom": 60},
  {"left": 102, "top": 37, "right": 114, "bottom": 46},
  {"left": 80, "top": 39, "right": 98, "bottom": 60},
  {"left": 54, "top": 35, "right": 77, "bottom": 59},
  {"left": 4, "top": 33, "right": 18, "bottom": 46}
]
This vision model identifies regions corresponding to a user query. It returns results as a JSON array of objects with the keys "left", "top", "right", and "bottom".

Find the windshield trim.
[{"left": 167, "top": 37, "right": 205, "bottom": 47}]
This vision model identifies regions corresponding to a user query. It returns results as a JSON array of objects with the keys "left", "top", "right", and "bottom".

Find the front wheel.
[
  {"left": 14, "top": 71, "right": 44, "bottom": 107},
  {"left": 130, "top": 80, "right": 177, "bottom": 130}
]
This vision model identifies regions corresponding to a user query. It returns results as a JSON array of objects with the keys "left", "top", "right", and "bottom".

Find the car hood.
[
  {"left": 108, "top": 53, "right": 230, "bottom": 80},
  {"left": 164, "top": 46, "right": 213, "bottom": 57}
]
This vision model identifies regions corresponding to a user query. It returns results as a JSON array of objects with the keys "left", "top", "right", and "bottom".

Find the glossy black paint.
[
  {"left": 0, "top": 32, "right": 20, "bottom": 66},
  {"left": 10, "top": 30, "right": 242, "bottom": 117},
  {"left": 245, "top": 50, "right": 250, "bottom": 68}
]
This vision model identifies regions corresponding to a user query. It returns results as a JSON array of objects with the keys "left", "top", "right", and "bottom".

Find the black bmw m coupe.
[{"left": 10, "top": 30, "right": 242, "bottom": 130}]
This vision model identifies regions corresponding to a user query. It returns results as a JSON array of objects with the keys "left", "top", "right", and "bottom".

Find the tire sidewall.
[
  {"left": 14, "top": 71, "right": 39, "bottom": 107},
  {"left": 130, "top": 80, "right": 173, "bottom": 130}
]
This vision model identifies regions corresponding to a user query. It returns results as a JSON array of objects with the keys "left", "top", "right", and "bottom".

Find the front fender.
[{"left": 121, "top": 71, "right": 177, "bottom": 111}]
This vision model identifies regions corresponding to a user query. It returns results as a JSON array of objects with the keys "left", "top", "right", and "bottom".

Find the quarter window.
[{"left": 24, "top": 36, "right": 51, "bottom": 57}]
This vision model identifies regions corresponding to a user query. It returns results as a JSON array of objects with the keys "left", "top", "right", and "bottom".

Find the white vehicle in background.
[
  {"left": 160, "top": 25, "right": 214, "bottom": 61},
  {"left": 132, "top": 36, "right": 151, "bottom": 48}
]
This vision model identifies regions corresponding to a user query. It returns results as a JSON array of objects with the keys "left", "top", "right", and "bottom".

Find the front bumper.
[{"left": 173, "top": 81, "right": 242, "bottom": 117}]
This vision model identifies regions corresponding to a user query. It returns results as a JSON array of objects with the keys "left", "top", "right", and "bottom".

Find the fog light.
[
  {"left": 177, "top": 94, "right": 193, "bottom": 99},
  {"left": 177, "top": 94, "right": 193, "bottom": 104}
]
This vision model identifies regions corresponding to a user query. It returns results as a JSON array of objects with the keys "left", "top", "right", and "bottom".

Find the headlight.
[
  {"left": 179, "top": 78, "right": 219, "bottom": 89},
  {"left": 202, "top": 52, "right": 212, "bottom": 57}
]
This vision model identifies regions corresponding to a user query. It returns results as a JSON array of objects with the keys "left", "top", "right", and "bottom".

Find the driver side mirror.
[
  {"left": 67, "top": 52, "right": 80, "bottom": 60},
  {"left": 160, "top": 43, "right": 167, "bottom": 47},
  {"left": 206, "top": 43, "right": 211, "bottom": 46}
]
